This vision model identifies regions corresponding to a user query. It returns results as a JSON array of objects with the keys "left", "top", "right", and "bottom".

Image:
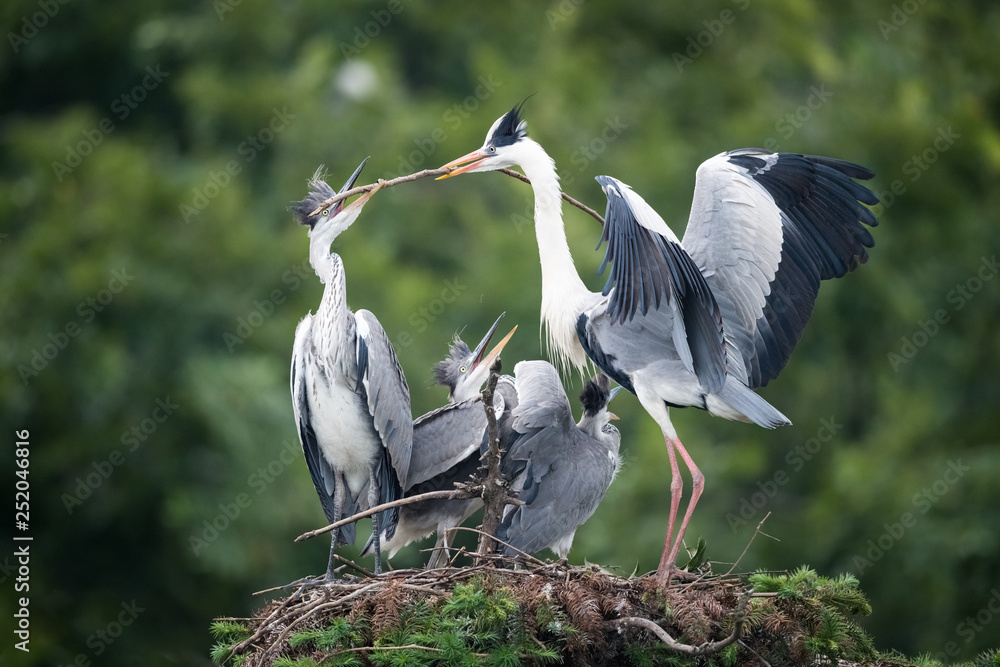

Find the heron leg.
[
  {"left": 324, "top": 472, "right": 346, "bottom": 582},
  {"left": 658, "top": 437, "right": 705, "bottom": 585},
  {"left": 657, "top": 434, "right": 685, "bottom": 582},
  {"left": 368, "top": 469, "right": 382, "bottom": 576},
  {"left": 426, "top": 527, "right": 451, "bottom": 570}
]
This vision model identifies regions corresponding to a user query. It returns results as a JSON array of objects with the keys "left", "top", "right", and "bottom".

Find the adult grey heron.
[
  {"left": 438, "top": 104, "right": 879, "bottom": 583},
  {"left": 497, "top": 363, "right": 622, "bottom": 559},
  {"left": 289, "top": 158, "right": 412, "bottom": 579},
  {"left": 361, "top": 314, "right": 518, "bottom": 568}
]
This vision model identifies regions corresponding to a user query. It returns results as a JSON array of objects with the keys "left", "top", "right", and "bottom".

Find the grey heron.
[
  {"left": 289, "top": 158, "right": 412, "bottom": 579},
  {"left": 361, "top": 314, "right": 518, "bottom": 568},
  {"left": 497, "top": 363, "right": 622, "bottom": 559},
  {"left": 438, "top": 104, "right": 879, "bottom": 583}
]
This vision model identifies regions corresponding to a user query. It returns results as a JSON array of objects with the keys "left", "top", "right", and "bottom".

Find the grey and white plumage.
[
  {"left": 497, "top": 363, "right": 622, "bottom": 559},
  {"left": 289, "top": 158, "right": 412, "bottom": 579},
  {"left": 362, "top": 314, "right": 518, "bottom": 567},
  {"left": 439, "top": 105, "right": 879, "bottom": 582}
]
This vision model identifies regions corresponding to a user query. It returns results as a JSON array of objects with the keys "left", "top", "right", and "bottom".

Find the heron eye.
[
  {"left": 488, "top": 146, "right": 496, "bottom": 154},
  {"left": 321, "top": 209, "right": 329, "bottom": 216},
  {"left": 459, "top": 366, "right": 467, "bottom": 373}
]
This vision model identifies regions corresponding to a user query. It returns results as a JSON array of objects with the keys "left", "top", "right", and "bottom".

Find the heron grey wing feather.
[
  {"left": 681, "top": 150, "right": 878, "bottom": 387},
  {"left": 408, "top": 398, "right": 487, "bottom": 489},
  {"left": 499, "top": 441, "right": 616, "bottom": 556},
  {"left": 355, "top": 309, "right": 413, "bottom": 489},
  {"left": 291, "top": 315, "right": 355, "bottom": 545},
  {"left": 595, "top": 179, "right": 727, "bottom": 394}
]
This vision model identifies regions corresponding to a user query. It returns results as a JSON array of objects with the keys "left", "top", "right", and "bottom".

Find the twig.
[
  {"left": 497, "top": 167, "right": 606, "bottom": 225},
  {"left": 307, "top": 168, "right": 451, "bottom": 216},
  {"left": 304, "top": 164, "right": 607, "bottom": 226},
  {"left": 333, "top": 553, "right": 374, "bottom": 578},
  {"left": 295, "top": 488, "right": 476, "bottom": 542},
  {"left": 475, "top": 359, "right": 510, "bottom": 562},
  {"left": 454, "top": 526, "right": 548, "bottom": 569},
  {"left": 604, "top": 587, "right": 753, "bottom": 656},
  {"left": 724, "top": 512, "right": 777, "bottom": 577}
]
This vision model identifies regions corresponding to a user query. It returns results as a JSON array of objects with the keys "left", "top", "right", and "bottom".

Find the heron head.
[
  {"left": 580, "top": 374, "right": 622, "bottom": 421},
  {"left": 436, "top": 102, "right": 530, "bottom": 179},
  {"left": 432, "top": 313, "right": 517, "bottom": 403},
  {"left": 289, "top": 157, "right": 379, "bottom": 238}
]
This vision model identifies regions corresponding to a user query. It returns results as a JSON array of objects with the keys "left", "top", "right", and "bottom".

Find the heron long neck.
[
  {"left": 518, "top": 140, "right": 593, "bottom": 376},
  {"left": 313, "top": 251, "right": 351, "bottom": 361}
]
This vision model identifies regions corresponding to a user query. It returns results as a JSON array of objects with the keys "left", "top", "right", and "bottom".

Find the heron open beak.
[
  {"left": 473, "top": 325, "right": 518, "bottom": 373},
  {"left": 341, "top": 179, "right": 384, "bottom": 216},
  {"left": 436, "top": 149, "right": 490, "bottom": 180},
  {"left": 332, "top": 156, "right": 370, "bottom": 215}
]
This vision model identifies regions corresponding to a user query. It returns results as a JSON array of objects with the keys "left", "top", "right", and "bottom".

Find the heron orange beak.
[
  {"left": 475, "top": 325, "right": 517, "bottom": 372},
  {"left": 608, "top": 412, "right": 620, "bottom": 421},
  {"left": 436, "top": 149, "right": 490, "bottom": 180}
]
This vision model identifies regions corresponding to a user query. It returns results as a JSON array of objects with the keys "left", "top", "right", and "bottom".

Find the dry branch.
[{"left": 305, "top": 164, "right": 606, "bottom": 225}]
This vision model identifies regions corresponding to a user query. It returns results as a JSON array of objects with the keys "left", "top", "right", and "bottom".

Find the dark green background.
[{"left": 2, "top": 1, "right": 999, "bottom": 665}]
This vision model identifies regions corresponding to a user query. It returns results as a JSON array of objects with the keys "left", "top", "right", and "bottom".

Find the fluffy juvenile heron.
[
  {"left": 497, "top": 364, "right": 622, "bottom": 559},
  {"left": 289, "top": 158, "right": 412, "bottom": 579},
  {"left": 439, "top": 104, "right": 879, "bottom": 583},
  {"left": 362, "top": 314, "right": 518, "bottom": 568}
]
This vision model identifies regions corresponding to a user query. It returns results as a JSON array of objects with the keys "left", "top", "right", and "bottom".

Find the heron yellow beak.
[
  {"left": 608, "top": 412, "right": 620, "bottom": 421},
  {"left": 436, "top": 149, "right": 490, "bottom": 180},
  {"left": 476, "top": 325, "right": 517, "bottom": 371},
  {"left": 340, "top": 179, "right": 385, "bottom": 214}
]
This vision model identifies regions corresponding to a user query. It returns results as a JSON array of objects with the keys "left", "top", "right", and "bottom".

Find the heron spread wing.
[
  {"left": 354, "top": 309, "right": 414, "bottom": 490},
  {"left": 595, "top": 176, "right": 726, "bottom": 394},
  {"left": 290, "top": 315, "right": 357, "bottom": 545},
  {"left": 681, "top": 150, "right": 878, "bottom": 388}
]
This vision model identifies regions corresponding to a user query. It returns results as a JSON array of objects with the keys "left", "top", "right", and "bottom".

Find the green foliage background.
[{"left": 1, "top": 1, "right": 998, "bottom": 664}]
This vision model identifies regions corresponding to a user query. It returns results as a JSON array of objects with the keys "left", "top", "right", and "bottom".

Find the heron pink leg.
[
  {"left": 659, "top": 437, "right": 705, "bottom": 584},
  {"left": 656, "top": 435, "right": 685, "bottom": 579}
]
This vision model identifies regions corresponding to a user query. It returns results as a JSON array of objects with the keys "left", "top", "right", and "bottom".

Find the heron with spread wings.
[{"left": 439, "top": 104, "right": 879, "bottom": 583}]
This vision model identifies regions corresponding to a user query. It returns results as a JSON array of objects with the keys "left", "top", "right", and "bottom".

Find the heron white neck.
[{"left": 517, "top": 139, "right": 593, "bottom": 376}]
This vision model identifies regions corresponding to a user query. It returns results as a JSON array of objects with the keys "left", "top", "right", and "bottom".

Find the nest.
[{"left": 219, "top": 555, "right": 752, "bottom": 667}]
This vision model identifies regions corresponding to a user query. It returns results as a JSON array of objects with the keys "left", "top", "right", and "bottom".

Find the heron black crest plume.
[
  {"left": 489, "top": 100, "right": 530, "bottom": 148},
  {"left": 288, "top": 157, "right": 370, "bottom": 228},
  {"left": 432, "top": 337, "right": 473, "bottom": 388},
  {"left": 579, "top": 374, "right": 612, "bottom": 417}
]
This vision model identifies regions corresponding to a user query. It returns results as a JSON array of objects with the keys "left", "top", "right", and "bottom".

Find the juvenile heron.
[
  {"left": 289, "top": 158, "right": 412, "bottom": 579},
  {"left": 439, "top": 104, "right": 879, "bottom": 583},
  {"left": 497, "top": 363, "right": 622, "bottom": 559},
  {"left": 362, "top": 314, "right": 518, "bottom": 567}
]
